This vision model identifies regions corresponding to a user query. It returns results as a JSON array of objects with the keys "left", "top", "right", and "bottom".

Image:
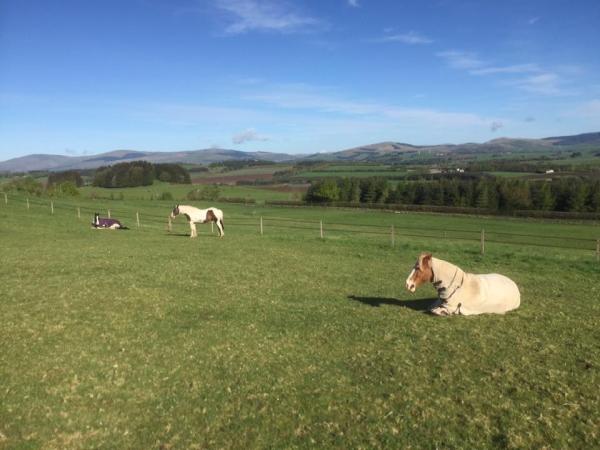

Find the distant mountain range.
[
  {"left": 304, "top": 132, "right": 600, "bottom": 162},
  {"left": 1, "top": 131, "right": 599, "bottom": 173},
  {"left": 0, "top": 149, "right": 298, "bottom": 173}
]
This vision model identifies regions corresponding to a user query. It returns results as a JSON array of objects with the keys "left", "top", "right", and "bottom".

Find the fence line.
[{"left": 2, "top": 193, "right": 598, "bottom": 256}]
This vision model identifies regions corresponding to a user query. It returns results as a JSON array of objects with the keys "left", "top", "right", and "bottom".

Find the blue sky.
[{"left": 1, "top": 0, "right": 599, "bottom": 160}]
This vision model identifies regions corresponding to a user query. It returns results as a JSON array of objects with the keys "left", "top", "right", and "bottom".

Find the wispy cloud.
[
  {"left": 576, "top": 99, "right": 600, "bottom": 118},
  {"left": 244, "top": 83, "right": 503, "bottom": 130},
  {"left": 215, "top": 0, "right": 321, "bottom": 34},
  {"left": 436, "top": 50, "right": 485, "bottom": 70},
  {"left": 437, "top": 49, "right": 574, "bottom": 96},
  {"left": 510, "top": 73, "right": 564, "bottom": 95},
  {"left": 347, "top": 0, "right": 360, "bottom": 7},
  {"left": 232, "top": 128, "right": 269, "bottom": 144},
  {"left": 528, "top": 17, "right": 540, "bottom": 25},
  {"left": 377, "top": 30, "right": 433, "bottom": 45},
  {"left": 470, "top": 63, "right": 541, "bottom": 76}
]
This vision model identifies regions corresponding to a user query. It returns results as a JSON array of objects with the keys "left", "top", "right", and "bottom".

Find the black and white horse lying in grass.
[
  {"left": 170, "top": 204, "right": 224, "bottom": 238},
  {"left": 91, "top": 213, "right": 128, "bottom": 230},
  {"left": 405, "top": 252, "right": 520, "bottom": 316}
]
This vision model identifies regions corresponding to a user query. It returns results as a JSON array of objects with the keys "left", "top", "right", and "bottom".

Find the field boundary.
[
  {"left": 2, "top": 193, "right": 599, "bottom": 259},
  {"left": 265, "top": 200, "right": 600, "bottom": 221}
]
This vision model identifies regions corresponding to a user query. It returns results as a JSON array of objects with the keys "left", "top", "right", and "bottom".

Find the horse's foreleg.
[
  {"left": 190, "top": 222, "right": 197, "bottom": 238},
  {"left": 215, "top": 219, "right": 224, "bottom": 237}
]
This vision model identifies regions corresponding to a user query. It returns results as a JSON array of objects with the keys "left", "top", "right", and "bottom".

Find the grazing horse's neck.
[{"left": 431, "top": 258, "right": 466, "bottom": 301}]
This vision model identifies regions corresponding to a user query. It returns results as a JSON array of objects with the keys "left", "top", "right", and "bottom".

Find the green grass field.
[
  {"left": 1, "top": 195, "right": 599, "bottom": 449},
  {"left": 78, "top": 182, "right": 300, "bottom": 203}
]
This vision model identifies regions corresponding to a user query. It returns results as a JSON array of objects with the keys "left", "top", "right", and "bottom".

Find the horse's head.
[
  {"left": 170, "top": 205, "right": 180, "bottom": 219},
  {"left": 406, "top": 252, "right": 433, "bottom": 293},
  {"left": 92, "top": 212, "right": 100, "bottom": 226}
]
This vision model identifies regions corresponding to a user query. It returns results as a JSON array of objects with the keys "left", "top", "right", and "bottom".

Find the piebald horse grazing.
[
  {"left": 405, "top": 253, "right": 520, "bottom": 316},
  {"left": 170, "top": 205, "right": 224, "bottom": 238}
]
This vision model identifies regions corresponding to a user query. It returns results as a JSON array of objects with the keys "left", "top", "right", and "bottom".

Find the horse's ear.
[{"left": 420, "top": 252, "right": 432, "bottom": 268}]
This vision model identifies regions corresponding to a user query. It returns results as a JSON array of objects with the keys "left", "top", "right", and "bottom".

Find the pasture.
[{"left": 1, "top": 196, "right": 599, "bottom": 449}]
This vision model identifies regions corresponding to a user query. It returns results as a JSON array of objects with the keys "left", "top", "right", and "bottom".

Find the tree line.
[
  {"left": 92, "top": 161, "right": 191, "bottom": 188},
  {"left": 305, "top": 176, "right": 600, "bottom": 213}
]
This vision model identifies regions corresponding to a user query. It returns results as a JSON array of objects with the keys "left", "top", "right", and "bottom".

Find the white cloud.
[
  {"left": 215, "top": 0, "right": 320, "bottom": 34},
  {"left": 436, "top": 50, "right": 485, "bottom": 70},
  {"left": 232, "top": 128, "right": 269, "bottom": 144},
  {"left": 528, "top": 17, "right": 540, "bottom": 25},
  {"left": 378, "top": 31, "right": 433, "bottom": 45},
  {"left": 348, "top": 0, "right": 360, "bottom": 7}
]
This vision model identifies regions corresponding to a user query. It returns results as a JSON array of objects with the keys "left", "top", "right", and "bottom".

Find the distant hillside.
[
  {"left": 303, "top": 131, "right": 600, "bottom": 162},
  {"left": 0, "top": 148, "right": 298, "bottom": 173},
  {"left": 542, "top": 131, "right": 600, "bottom": 146},
  {"left": 1, "top": 131, "right": 599, "bottom": 172}
]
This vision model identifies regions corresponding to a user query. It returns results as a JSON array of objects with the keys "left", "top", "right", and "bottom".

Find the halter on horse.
[
  {"left": 170, "top": 204, "right": 224, "bottom": 238},
  {"left": 91, "top": 213, "right": 128, "bottom": 230},
  {"left": 405, "top": 252, "right": 520, "bottom": 316}
]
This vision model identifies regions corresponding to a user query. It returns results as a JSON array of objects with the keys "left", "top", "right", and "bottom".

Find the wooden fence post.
[
  {"left": 480, "top": 229, "right": 485, "bottom": 255},
  {"left": 107, "top": 209, "right": 111, "bottom": 218},
  {"left": 136, "top": 212, "right": 140, "bottom": 228},
  {"left": 167, "top": 216, "right": 172, "bottom": 232},
  {"left": 596, "top": 239, "right": 599, "bottom": 262},
  {"left": 260, "top": 216, "right": 263, "bottom": 235},
  {"left": 51, "top": 200, "right": 54, "bottom": 214},
  {"left": 77, "top": 207, "right": 81, "bottom": 219},
  {"left": 3, "top": 192, "right": 7, "bottom": 204},
  {"left": 211, "top": 222, "right": 214, "bottom": 233},
  {"left": 320, "top": 220, "right": 323, "bottom": 239},
  {"left": 27, "top": 198, "right": 30, "bottom": 210},
  {"left": 391, "top": 225, "right": 395, "bottom": 248}
]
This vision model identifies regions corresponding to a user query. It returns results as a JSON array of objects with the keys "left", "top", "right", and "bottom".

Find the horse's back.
[
  {"left": 471, "top": 273, "right": 520, "bottom": 314},
  {"left": 461, "top": 273, "right": 521, "bottom": 315}
]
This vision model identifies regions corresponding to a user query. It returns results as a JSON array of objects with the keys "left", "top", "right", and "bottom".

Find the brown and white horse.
[
  {"left": 405, "top": 253, "right": 520, "bottom": 316},
  {"left": 170, "top": 204, "right": 224, "bottom": 238}
]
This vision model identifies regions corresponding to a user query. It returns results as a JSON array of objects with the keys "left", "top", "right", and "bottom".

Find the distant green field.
[
  {"left": 295, "top": 171, "right": 406, "bottom": 179},
  {"left": 1, "top": 193, "right": 599, "bottom": 448},
  {"left": 485, "top": 171, "right": 537, "bottom": 178},
  {"left": 190, "top": 165, "right": 292, "bottom": 180},
  {"left": 78, "top": 182, "right": 299, "bottom": 202}
]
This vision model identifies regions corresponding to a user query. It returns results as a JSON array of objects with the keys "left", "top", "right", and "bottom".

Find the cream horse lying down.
[
  {"left": 405, "top": 253, "right": 520, "bottom": 316},
  {"left": 170, "top": 205, "right": 224, "bottom": 238}
]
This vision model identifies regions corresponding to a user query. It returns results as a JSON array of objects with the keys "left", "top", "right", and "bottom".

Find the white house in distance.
[{"left": 545, "top": 169, "right": 554, "bottom": 174}]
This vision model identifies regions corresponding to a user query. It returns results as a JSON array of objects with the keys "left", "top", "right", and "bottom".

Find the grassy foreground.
[{"left": 1, "top": 199, "right": 599, "bottom": 449}]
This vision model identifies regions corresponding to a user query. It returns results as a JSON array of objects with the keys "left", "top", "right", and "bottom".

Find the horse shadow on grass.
[{"left": 347, "top": 295, "right": 436, "bottom": 312}]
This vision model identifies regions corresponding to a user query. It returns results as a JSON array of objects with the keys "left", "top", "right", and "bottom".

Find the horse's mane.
[{"left": 431, "top": 257, "right": 466, "bottom": 284}]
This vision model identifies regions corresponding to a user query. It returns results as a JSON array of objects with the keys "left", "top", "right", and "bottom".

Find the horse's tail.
[{"left": 119, "top": 225, "right": 129, "bottom": 230}]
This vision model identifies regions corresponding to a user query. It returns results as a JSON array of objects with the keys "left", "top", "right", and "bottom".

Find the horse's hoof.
[{"left": 430, "top": 306, "right": 450, "bottom": 316}]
